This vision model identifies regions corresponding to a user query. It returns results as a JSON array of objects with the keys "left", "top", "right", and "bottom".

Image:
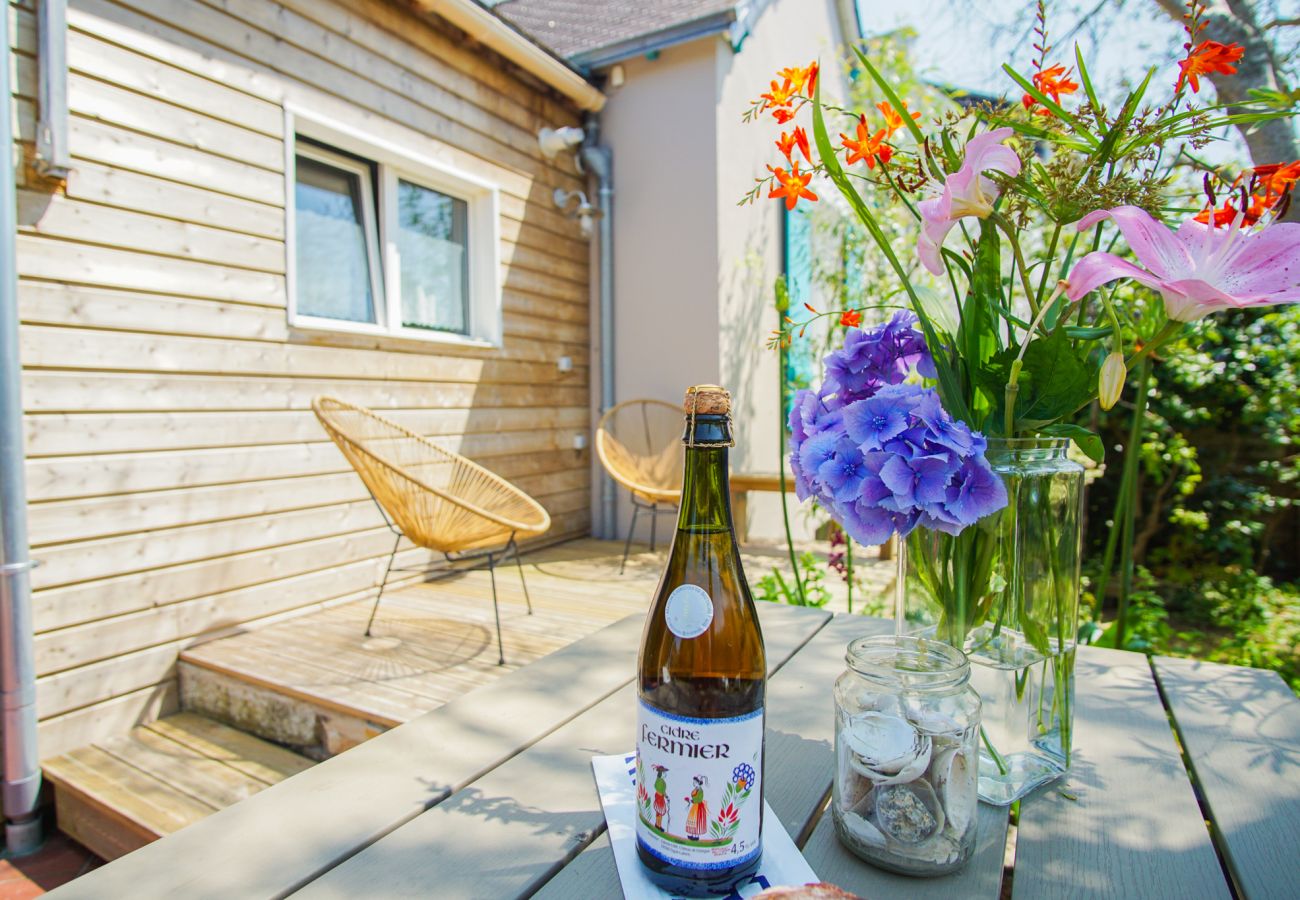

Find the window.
[
  {"left": 293, "top": 147, "right": 381, "bottom": 325},
  {"left": 395, "top": 179, "right": 469, "bottom": 333},
  {"left": 286, "top": 110, "right": 501, "bottom": 346}
]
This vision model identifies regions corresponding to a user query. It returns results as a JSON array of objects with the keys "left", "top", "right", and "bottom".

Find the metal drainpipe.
[
  {"left": 580, "top": 116, "right": 616, "bottom": 538},
  {"left": 0, "top": 0, "right": 44, "bottom": 858}
]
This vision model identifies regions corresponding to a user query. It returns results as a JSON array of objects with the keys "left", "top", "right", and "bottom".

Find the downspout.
[
  {"left": 579, "top": 117, "right": 615, "bottom": 538},
  {"left": 0, "top": 0, "right": 44, "bottom": 857}
]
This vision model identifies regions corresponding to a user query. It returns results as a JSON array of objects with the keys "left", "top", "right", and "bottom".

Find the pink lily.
[
  {"left": 1065, "top": 206, "right": 1300, "bottom": 322},
  {"left": 917, "top": 127, "right": 1022, "bottom": 275}
]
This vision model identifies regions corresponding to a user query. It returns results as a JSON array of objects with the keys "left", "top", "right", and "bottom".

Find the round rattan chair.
[
  {"left": 596, "top": 398, "right": 684, "bottom": 573},
  {"left": 313, "top": 396, "right": 551, "bottom": 664}
]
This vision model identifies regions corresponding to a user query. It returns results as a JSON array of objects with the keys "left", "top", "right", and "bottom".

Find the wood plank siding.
[{"left": 8, "top": 0, "right": 593, "bottom": 757}]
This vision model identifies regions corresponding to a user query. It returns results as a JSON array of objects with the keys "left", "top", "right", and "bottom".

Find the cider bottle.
[{"left": 635, "top": 385, "right": 766, "bottom": 896}]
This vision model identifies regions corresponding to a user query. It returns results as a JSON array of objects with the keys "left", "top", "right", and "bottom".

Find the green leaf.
[
  {"left": 851, "top": 45, "right": 926, "bottom": 146},
  {"left": 1002, "top": 64, "right": 1097, "bottom": 147},
  {"left": 962, "top": 218, "right": 1001, "bottom": 367},
  {"left": 810, "top": 80, "right": 971, "bottom": 422},
  {"left": 1040, "top": 423, "right": 1104, "bottom": 464},
  {"left": 1092, "top": 66, "right": 1154, "bottom": 169},
  {"left": 977, "top": 329, "right": 1093, "bottom": 430},
  {"left": 1074, "top": 44, "right": 1101, "bottom": 119},
  {"left": 1064, "top": 325, "right": 1113, "bottom": 340}
]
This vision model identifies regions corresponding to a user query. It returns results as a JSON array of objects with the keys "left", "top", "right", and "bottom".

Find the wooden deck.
[
  {"left": 177, "top": 538, "right": 659, "bottom": 756},
  {"left": 178, "top": 537, "right": 893, "bottom": 757},
  {"left": 42, "top": 713, "right": 313, "bottom": 862}
]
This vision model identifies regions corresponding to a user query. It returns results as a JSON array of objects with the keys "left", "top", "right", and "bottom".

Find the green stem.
[
  {"left": 992, "top": 213, "right": 1040, "bottom": 318},
  {"left": 845, "top": 537, "right": 854, "bottom": 615},
  {"left": 1034, "top": 222, "right": 1062, "bottom": 312},
  {"left": 981, "top": 726, "right": 1009, "bottom": 776},
  {"left": 1114, "top": 358, "right": 1151, "bottom": 649},
  {"left": 775, "top": 285, "right": 806, "bottom": 606}
]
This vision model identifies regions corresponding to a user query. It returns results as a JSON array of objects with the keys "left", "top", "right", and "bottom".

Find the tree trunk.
[{"left": 1153, "top": 0, "right": 1299, "bottom": 176}]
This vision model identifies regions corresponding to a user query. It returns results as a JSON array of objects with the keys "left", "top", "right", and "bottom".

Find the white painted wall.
[
  {"left": 714, "top": 0, "right": 849, "bottom": 543},
  {"left": 596, "top": 0, "right": 850, "bottom": 545},
  {"left": 598, "top": 39, "right": 720, "bottom": 544}
]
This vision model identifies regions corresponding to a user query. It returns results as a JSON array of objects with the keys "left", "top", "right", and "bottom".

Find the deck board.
[
  {"left": 177, "top": 539, "right": 657, "bottom": 737},
  {"left": 43, "top": 714, "right": 313, "bottom": 861}
]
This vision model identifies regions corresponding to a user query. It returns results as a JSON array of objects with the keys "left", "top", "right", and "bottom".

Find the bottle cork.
[{"left": 684, "top": 384, "right": 731, "bottom": 416}]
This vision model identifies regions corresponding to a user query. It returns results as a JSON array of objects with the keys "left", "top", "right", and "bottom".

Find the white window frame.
[
  {"left": 291, "top": 142, "right": 386, "bottom": 331},
  {"left": 285, "top": 105, "right": 503, "bottom": 348}
]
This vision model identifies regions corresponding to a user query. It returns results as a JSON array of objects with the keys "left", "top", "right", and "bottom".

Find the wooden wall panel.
[{"left": 13, "top": 0, "right": 593, "bottom": 755}]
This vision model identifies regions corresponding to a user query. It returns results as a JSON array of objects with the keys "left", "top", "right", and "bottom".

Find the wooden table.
[
  {"left": 729, "top": 472, "right": 892, "bottom": 558},
  {"left": 50, "top": 606, "right": 1299, "bottom": 899}
]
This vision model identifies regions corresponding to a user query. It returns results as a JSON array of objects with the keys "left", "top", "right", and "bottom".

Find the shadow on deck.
[{"left": 177, "top": 538, "right": 664, "bottom": 758}]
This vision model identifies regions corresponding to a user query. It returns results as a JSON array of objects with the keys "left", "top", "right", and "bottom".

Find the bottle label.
[
  {"left": 664, "top": 584, "right": 714, "bottom": 639},
  {"left": 635, "top": 699, "right": 763, "bottom": 870}
]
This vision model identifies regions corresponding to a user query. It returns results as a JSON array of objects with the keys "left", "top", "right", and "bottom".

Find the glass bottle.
[
  {"left": 832, "top": 635, "right": 980, "bottom": 877},
  {"left": 635, "top": 385, "right": 767, "bottom": 897}
]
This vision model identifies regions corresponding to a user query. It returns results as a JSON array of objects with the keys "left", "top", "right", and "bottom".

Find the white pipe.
[
  {"left": 35, "top": 0, "right": 70, "bottom": 180},
  {"left": 579, "top": 118, "right": 615, "bottom": 538},
  {"left": 412, "top": 0, "right": 605, "bottom": 113},
  {"left": 0, "top": 0, "right": 43, "bottom": 858}
]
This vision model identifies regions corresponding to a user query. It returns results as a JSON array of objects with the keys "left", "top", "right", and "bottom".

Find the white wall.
[
  {"left": 596, "top": 0, "right": 850, "bottom": 545},
  {"left": 714, "top": 0, "right": 849, "bottom": 542},
  {"left": 598, "top": 40, "right": 720, "bottom": 542}
]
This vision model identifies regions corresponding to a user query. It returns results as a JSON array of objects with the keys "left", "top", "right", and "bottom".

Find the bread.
[{"left": 752, "top": 882, "right": 865, "bottom": 900}]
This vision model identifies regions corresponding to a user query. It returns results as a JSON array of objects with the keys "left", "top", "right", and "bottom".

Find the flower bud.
[{"left": 1099, "top": 352, "right": 1126, "bottom": 411}]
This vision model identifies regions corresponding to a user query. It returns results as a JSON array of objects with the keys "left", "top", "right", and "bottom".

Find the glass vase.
[{"left": 896, "top": 438, "right": 1083, "bottom": 805}]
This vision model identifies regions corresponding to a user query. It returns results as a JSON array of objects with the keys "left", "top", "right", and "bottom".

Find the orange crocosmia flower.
[
  {"left": 760, "top": 78, "right": 798, "bottom": 110},
  {"left": 792, "top": 126, "right": 811, "bottom": 163},
  {"left": 768, "top": 163, "right": 818, "bottom": 210},
  {"left": 1194, "top": 194, "right": 1274, "bottom": 229},
  {"left": 840, "top": 309, "right": 862, "bottom": 328},
  {"left": 778, "top": 61, "right": 819, "bottom": 96},
  {"left": 1022, "top": 64, "right": 1079, "bottom": 113},
  {"left": 841, "top": 115, "right": 892, "bottom": 169},
  {"left": 1257, "top": 160, "right": 1300, "bottom": 195},
  {"left": 1034, "top": 65, "right": 1079, "bottom": 103},
  {"left": 772, "top": 107, "right": 797, "bottom": 124},
  {"left": 1177, "top": 40, "right": 1245, "bottom": 93},
  {"left": 1241, "top": 192, "right": 1280, "bottom": 226},
  {"left": 1194, "top": 202, "right": 1239, "bottom": 228},
  {"left": 877, "top": 101, "right": 920, "bottom": 138},
  {"left": 775, "top": 130, "right": 798, "bottom": 163},
  {"left": 775, "top": 127, "right": 811, "bottom": 165}
]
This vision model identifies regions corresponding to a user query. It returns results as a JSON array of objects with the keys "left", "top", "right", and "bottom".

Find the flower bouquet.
[{"left": 745, "top": 2, "right": 1300, "bottom": 803}]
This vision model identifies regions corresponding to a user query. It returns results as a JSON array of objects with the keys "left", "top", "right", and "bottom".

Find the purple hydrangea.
[{"left": 788, "top": 313, "right": 1007, "bottom": 545}]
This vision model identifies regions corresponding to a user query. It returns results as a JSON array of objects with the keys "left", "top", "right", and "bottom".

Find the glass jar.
[
  {"left": 831, "top": 635, "right": 981, "bottom": 877},
  {"left": 898, "top": 438, "right": 1083, "bottom": 805}
]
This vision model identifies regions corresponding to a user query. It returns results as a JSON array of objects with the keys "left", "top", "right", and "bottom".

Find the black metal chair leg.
[
  {"left": 365, "top": 531, "right": 403, "bottom": 637},
  {"left": 487, "top": 552, "right": 505, "bottom": 666},
  {"left": 508, "top": 535, "right": 533, "bottom": 615},
  {"left": 620, "top": 500, "right": 640, "bottom": 575},
  {"left": 649, "top": 502, "right": 659, "bottom": 552}
]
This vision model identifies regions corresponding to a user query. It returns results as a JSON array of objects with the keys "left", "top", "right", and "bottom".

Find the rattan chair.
[
  {"left": 596, "top": 398, "right": 684, "bottom": 573},
  {"left": 313, "top": 396, "right": 551, "bottom": 664}
]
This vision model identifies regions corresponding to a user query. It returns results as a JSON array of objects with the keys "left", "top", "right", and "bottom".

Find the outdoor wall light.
[
  {"left": 552, "top": 187, "right": 599, "bottom": 238},
  {"left": 537, "top": 125, "right": 585, "bottom": 159}
]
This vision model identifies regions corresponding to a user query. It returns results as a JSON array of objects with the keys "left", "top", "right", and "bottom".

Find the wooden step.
[
  {"left": 176, "top": 538, "right": 659, "bottom": 758},
  {"left": 42, "top": 712, "right": 314, "bottom": 862}
]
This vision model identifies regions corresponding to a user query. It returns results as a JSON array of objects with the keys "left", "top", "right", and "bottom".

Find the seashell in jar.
[
  {"left": 909, "top": 832, "right": 962, "bottom": 866},
  {"left": 907, "top": 707, "right": 964, "bottom": 739},
  {"left": 929, "top": 747, "right": 976, "bottom": 835},
  {"left": 842, "top": 712, "right": 933, "bottom": 783},
  {"left": 871, "top": 780, "right": 945, "bottom": 845},
  {"left": 840, "top": 809, "right": 888, "bottom": 849},
  {"left": 837, "top": 740, "right": 873, "bottom": 810}
]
